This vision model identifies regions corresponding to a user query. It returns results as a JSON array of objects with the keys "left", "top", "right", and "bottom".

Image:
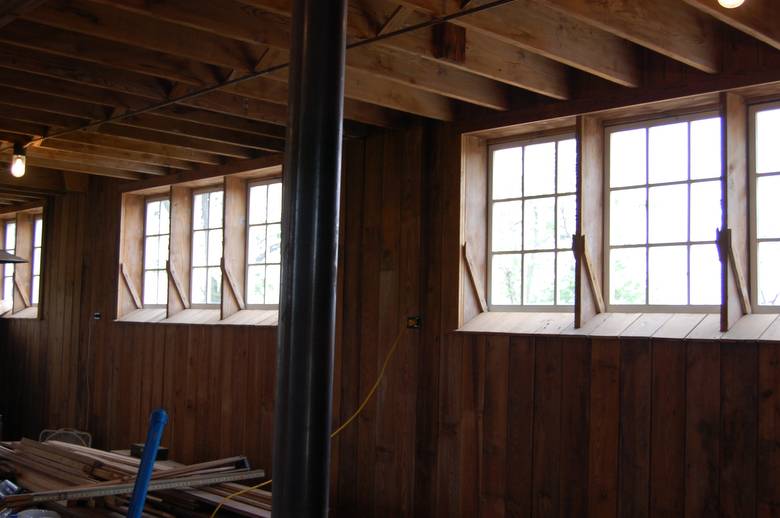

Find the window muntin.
[
  {"left": 246, "top": 181, "right": 282, "bottom": 306},
  {"left": 753, "top": 105, "right": 780, "bottom": 307},
  {"left": 3, "top": 220, "right": 15, "bottom": 306},
  {"left": 606, "top": 115, "right": 723, "bottom": 309},
  {"left": 143, "top": 198, "right": 170, "bottom": 306},
  {"left": 488, "top": 136, "right": 577, "bottom": 309},
  {"left": 191, "top": 189, "right": 223, "bottom": 305},
  {"left": 31, "top": 216, "right": 42, "bottom": 305}
]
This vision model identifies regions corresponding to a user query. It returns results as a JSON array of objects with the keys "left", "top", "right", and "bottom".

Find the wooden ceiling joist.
[
  {"left": 683, "top": 0, "right": 780, "bottom": 52},
  {"left": 23, "top": 146, "right": 168, "bottom": 176},
  {"left": 0, "top": 0, "right": 46, "bottom": 28},
  {"left": 0, "top": 154, "right": 141, "bottom": 180},
  {"left": 0, "top": 85, "right": 109, "bottom": 121},
  {"left": 37, "top": 139, "right": 195, "bottom": 170}
]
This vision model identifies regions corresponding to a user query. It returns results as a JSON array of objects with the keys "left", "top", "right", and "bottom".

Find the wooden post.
[
  {"left": 574, "top": 115, "right": 605, "bottom": 327},
  {"left": 167, "top": 185, "right": 192, "bottom": 316}
]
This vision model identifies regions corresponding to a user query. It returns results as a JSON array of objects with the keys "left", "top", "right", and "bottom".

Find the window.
[
  {"left": 488, "top": 135, "right": 577, "bottom": 308},
  {"left": 3, "top": 220, "right": 15, "bottom": 307},
  {"left": 246, "top": 181, "right": 282, "bottom": 306},
  {"left": 143, "top": 198, "right": 170, "bottom": 306},
  {"left": 31, "top": 216, "right": 42, "bottom": 305},
  {"left": 753, "top": 105, "right": 780, "bottom": 307},
  {"left": 191, "top": 189, "right": 223, "bottom": 305},
  {"left": 606, "top": 115, "right": 722, "bottom": 308}
]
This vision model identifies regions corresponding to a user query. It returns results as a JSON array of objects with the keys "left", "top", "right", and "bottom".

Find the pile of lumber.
[{"left": 0, "top": 439, "right": 272, "bottom": 517}]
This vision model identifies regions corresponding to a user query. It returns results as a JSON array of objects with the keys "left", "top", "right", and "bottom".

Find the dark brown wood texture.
[{"left": 1, "top": 123, "right": 779, "bottom": 518}]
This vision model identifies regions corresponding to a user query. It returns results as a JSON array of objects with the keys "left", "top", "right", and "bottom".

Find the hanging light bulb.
[
  {"left": 10, "top": 143, "right": 26, "bottom": 178},
  {"left": 718, "top": 0, "right": 745, "bottom": 8}
]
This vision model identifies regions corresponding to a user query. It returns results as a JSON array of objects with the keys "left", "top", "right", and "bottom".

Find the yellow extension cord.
[{"left": 209, "top": 326, "right": 407, "bottom": 517}]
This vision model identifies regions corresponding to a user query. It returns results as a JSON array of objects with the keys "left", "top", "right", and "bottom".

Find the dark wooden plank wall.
[{"left": 1, "top": 123, "right": 779, "bottom": 517}]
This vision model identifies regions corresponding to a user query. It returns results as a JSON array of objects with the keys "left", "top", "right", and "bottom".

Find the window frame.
[
  {"left": 141, "top": 195, "right": 170, "bottom": 309},
  {"left": 244, "top": 178, "right": 283, "bottom": 310},
  {"left": 30, "top": 215, "right": 43, "bottom": 306},
  {"left": 2, "top": 218, "right": 16, "bottom": 310},
  {"left": 189, "top": 186, "right": 224, "bottom": 309},
  {"left": 487, "top": 131, "right": 577, "bottom": 312},
  {"left": 749, "top": 100, "right": 780, "bottom": 313},
  {"left": 603, "top": 110, "right": 723, "bottom": 313}
]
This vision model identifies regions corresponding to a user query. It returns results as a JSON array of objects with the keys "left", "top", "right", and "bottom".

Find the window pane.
[
  {"left": 648, "top": 184, "right": 687, "bottom": 244},
  {"left": 266, "top": 223, "right": 281, "bottom": 263},
  {"left": 207, "top": 266, "right": 222, "bottom": 304},
  {"left": 557, "top": 139, "right": 577, "bottom": 193},
  {"left": 757, "top": 108, "right": 780, "bottom": 174},
  {"left": 207, "top": 229, "right": 223, "bottom": 266},
  {"left": 208, "top": 191, "right": 223, "bottom": 228},
  {"left": 144, "top": 236, "right": 159, "bottom": 269},
  {"left": 610, "top": 247, "right": 646, "bottom": 305},
  {"left": 523, "top": 251, "right": 555, "bottom": 305},
  {"left": 556, "top": 251, "right": 575, "bottom": 305},
  {"left": 649, "top": 122, "right": 688, "bottom": 184},
  {"left": 31, "top": 275, "right": 39, "bottom": 305},
  {"left": 610, "top": 188, "right": 646, "bottom": 246},
  {"left": 758, "top": 241, "right": 780, "bottom": 306},
  {"left": 610, "top": 128, "right": 646, "bottom": 188},
  {"left": 524, "top": 142, "right": 556, "bottom": 196},
  {"left": 193, "top": 193, "right": 208, "bottom": 230},
  {"left": 247, "top": 264, "right": 266, "bottom": 305},
  {"left": 143, "top": 270, "right": 158, "bottom": 305},
  {"left": 757, "top": 175, "right": 780, "bottom": 239},
  {"left": 491, "top": 201, "right": 522, "bottom": 252},
  {"left": 158, "top": 235, "right": 169, "bottom": 268},
  {"left": 648, "top": 245, "right": 687, "bottom": 305},
  {"left": 146, "top": 201, "right": 160, "bottom": 236},
  {"left": 5, "top": 222, "right": 15, "bottom": 250},
  {"left": 690, "top": 180, "right": 721, "bottom": 242},
  {"left": 159, "top": 200, "right": 170, "bottom": 234},
  {"left": 248, "top": 225, "right": 267, "bottom": 264},
  {"left": 34, "top": 218, "right": 43, "bottom": 247},
  {"left": 3, "top": 277, "right": 11, "bottom": 303},
  {"left": 268, "top": 183, "right": 282, "bottom": 223},
  {"left": 492, "top": 147, "right": 523, "bottom": 200},
  {"left": 491, "top": 254, "right": 522, "bottom": 305},
  {"left": 33, "top": 248, "right": 41, "bottom": 275},
  {"left": 266, "top": 264, "right": 281, "bottom": 305},
  {"left": 524, "top": 198, "right": 555, "bottom": 250},
  {"left": 690, "top": 117, "right": 721, "bottom": 180},
  {"left": 191, "top": 267, "right": 207, "bottom": 304},
  {"left": 690, "top": 244, "right": 720, "bottom": 305},
  {"left": 249, "top": 185, "right": 268, "bottom": 225},
  {"left": 557, "top": 195, "right": 576, "bottom": 249},
  {"left": 192, "top": 230, "right": 207, "bottom": 267}
]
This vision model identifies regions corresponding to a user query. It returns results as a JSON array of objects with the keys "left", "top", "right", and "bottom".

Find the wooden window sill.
[
  {"left": 457, "top": 311, "right": 780, "bottom": 342},
  {"left": 116, "top": 308, "right": 278, "bottom": 327},
  {"left": 2, "top": 306, "right": 38, "bottom": 319}
]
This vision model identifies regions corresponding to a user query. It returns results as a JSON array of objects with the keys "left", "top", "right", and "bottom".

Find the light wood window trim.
[
  {"left": 244, "top": 178, "right": 283, "bottom": 311},
  {"left": 1, "top": 205, "right": 44, "bottom": 319},
  {"left": 189, "top": 185, "right": 225, "bottom": 309},
  {"left": 140, "top": 195, "right": 170, "bottom": 309}
]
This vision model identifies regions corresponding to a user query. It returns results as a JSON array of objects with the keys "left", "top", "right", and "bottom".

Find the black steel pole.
[{"left": 271, "top": 0, "right": 347, "bottom": 517}]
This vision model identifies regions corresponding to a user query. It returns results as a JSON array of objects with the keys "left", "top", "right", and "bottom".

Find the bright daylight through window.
[
  {"left": 247, "top": 181, "right": 282, "bottom": 306},
  {"left": 192, "top": 190, "right": 224, "bottom": 305},
  {"left": 31, "top": 216, "right": 42, "bottom": 305},
  {"left": 607, "top": 116, "right": 722, "bottom": 307},
  {"left": 143, "top": 198, "right": 170, "bottom": 306},
  {"left": 489, "top": 136, "right": 577, "bottom": 308},
  {"left": 754, "top": 106, "right": 780, "bottom": 306},
  {"left": 3, "top": 220, "right": 15, "bottom": 307}
]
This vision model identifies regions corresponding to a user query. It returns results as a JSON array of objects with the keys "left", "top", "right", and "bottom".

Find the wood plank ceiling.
[{"left": 0, "top": 0, "right": 776, "bottom": 208}]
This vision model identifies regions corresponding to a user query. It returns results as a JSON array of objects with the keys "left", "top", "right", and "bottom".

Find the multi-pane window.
[
  {"left": 246, "top": 181, "right": 282, "bottom": 306},
  {"left": 3, "top": 220, "right": 15, "bottom": 306},
  {"left": 191, "top": 190, "right": 223, "bottom": 305},
  {"left": 143, "top": 198, "right": 170, "bottom": 306},
  {"left": 606, "top": 115, "right": 722, "bottom": 308},
  {"left": 489, "top": 136, "right": 577, "bottom": 308},
  {"left": 31, "top": 217, "right": 42, "bottom": 305},
  {"left": 753, "top": 106, "right": 780, "bottom": 307}
]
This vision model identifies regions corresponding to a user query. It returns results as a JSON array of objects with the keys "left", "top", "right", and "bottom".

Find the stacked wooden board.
[{"left": 0, "top": 439, "right": 272, "bottom": 517}]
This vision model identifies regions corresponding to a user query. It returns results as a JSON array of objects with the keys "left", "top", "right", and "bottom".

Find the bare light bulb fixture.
[
  {"left": 11, "top": 143, "right": 26, "bottom": 178},
  {"left": 718, "top": 0, "right": 745, "bottom": 8}
]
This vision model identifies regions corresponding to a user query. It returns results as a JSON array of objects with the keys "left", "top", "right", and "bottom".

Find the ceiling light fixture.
[
  {"left": 10, "top": 143, "right": 26, "bottom": 178},
  {"left": 718, "top": 0, "right": 745, "bottom": 8}
]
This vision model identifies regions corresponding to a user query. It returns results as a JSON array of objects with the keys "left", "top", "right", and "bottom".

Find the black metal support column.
[{"left": 271, "top": 0, "right": 347, "bottom": 517}]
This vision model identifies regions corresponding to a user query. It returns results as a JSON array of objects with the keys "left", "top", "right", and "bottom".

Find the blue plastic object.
[{"left": 126, "top": 408, "right": 168, "bottom": 518}]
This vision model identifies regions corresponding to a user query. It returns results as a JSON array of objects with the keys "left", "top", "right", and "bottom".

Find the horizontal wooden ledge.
[
  {"left": 116, "top": 308, "right": 278, "bottom": 327},
  {"left": 457, "top": 311, "right": 780, "bottom": 342},
  {"left": 1, "top": 306, "right": 38, "bottom": 319}
]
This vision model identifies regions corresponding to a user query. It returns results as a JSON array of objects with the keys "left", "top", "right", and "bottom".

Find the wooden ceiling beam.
[
  {"left": 94, "top": 124, "right": 254, "bottom": 159},
  {"left": 534, "top": 0, "right": 720, "bottom": 73},
  {"left": 0, "top": 153, "right": 142, "bottom": 181},
  {"left": 683, "top": 0, "right": 780, "bottom": 52},
  {"left": 0, "top": 86, "right": 109, "bottom": 121},
  {"left": 0, "top": 119, "right": 48, "bottom": 139},
  {"left": 23, "top": 147, "right": 168, "bottom": 176},
  {"left": 396, "top": 0, "right": 641, "bottom": 87},
  {"left": 0, "top": 102, "right": 89, "bottom": 129},
  {"left": 0, "top": 0, "right": 46, "bottom": 28},
  {"left": 25, "top": 0, "right": 258, "bottom": 72},
  {"left": 0, "top": 21, "right": 220, "bottom": 86},
  {"left": 153, "top": 105, "right": 286, "bottom": 140},
  {"left": 38, "top": 139, "right": 196, "bottom": 170}
]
